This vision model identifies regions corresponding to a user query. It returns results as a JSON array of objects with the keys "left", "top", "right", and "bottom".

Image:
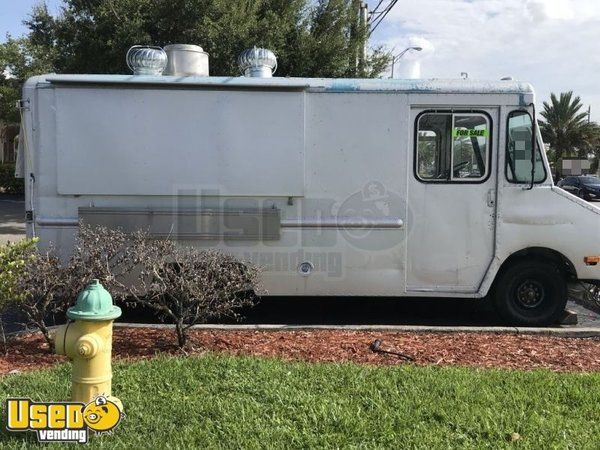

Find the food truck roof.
[{"left": 31, "top": 74, "right": 534, "bottom": 95}]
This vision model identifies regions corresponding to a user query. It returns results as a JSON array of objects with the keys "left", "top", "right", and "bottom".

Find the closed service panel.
[{"left": 55, "top": 87, "right": 305, "bottom": 196}]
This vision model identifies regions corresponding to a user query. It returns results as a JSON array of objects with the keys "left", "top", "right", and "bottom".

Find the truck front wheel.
[{"left": 493, "top": 260, "right": 567, "bottom": 326}]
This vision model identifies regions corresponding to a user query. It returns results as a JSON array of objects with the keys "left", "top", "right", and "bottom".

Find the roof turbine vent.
[
  {"left": 126, "top": 45, "right": 167, "bottom": 75},
  {"left": 238, "top": 47, "right": 277, "bottom": 78}
]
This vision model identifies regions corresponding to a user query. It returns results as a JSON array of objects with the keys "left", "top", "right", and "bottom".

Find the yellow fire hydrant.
[{"left": 54, "top": 279, "right": 122, "bottom": 406}]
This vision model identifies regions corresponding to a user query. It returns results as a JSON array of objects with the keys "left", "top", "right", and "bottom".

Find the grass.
[{"left": 1, "top": 355, "right": 599, "bottom": 449}]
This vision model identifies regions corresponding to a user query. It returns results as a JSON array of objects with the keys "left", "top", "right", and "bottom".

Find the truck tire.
[{"left": 493, "top": 260, "right": 567, "bottom": 326}]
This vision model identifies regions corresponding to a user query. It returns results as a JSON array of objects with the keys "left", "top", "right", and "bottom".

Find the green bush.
[
  {"left": 0, "top": 238, "right": 38, "bottom": 310},
  {"left": 0, "top": 239, "right": 38, "bottom": 349},
  {"left": 0, "top": 163, "right": 24, "bottom": 194},
  {"left": 0, "top": 238, "right": 70, "bottom": 350}
]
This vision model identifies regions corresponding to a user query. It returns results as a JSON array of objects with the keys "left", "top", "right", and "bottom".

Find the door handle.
[{"left": 487, "top": 189, "right": 496, "bottom": 207}]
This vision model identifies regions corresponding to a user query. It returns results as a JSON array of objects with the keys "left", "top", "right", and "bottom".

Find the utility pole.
[
  {"left": 351, "top": 1, "right": 369, "bottom": 76},
  {"left": 359, "top": 2, "right": 369, "bottom": 75},
  {"left": 588, "top": 105, "right": 591, "bottom": 123}
]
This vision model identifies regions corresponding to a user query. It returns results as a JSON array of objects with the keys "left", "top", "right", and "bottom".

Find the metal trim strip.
[{"left": 281, "top": 217, "right": 403, "bottom": 228}]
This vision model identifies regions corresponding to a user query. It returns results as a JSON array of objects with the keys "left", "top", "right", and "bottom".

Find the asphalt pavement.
[
  {"left": 115, "top": 295, "right": 600, "bottom": 328},
  {"left": 0, "top": 195, "right": 26, "bottom": 245}
]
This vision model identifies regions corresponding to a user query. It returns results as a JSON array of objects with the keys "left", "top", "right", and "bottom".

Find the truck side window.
[
  {"left": 416, "top": 112, "right": 490, "bottom": 182},
  {"left": 416, "top": 114, "right": 451, "bottom": 180},
  {"left": 506, "top": 111, "right": 546, "bottom": 183}
]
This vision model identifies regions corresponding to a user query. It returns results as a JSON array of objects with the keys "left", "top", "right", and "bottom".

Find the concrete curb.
[
  {"left": 9, "top": 323, "right": 600, "bottom": 339},
  {"left": 112, "top": 322, "right": 600, "bottom": 338}
]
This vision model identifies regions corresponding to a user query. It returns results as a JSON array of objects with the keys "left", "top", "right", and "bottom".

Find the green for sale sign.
[{"left": 452, "top": 128, "right": 488, "bottom": 137}]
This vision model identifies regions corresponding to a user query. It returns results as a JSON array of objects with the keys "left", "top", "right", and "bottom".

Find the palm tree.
[
  {"left": 580, "top": 122, "right": 600, "bottom": 174},
  {"left": 539, "top": 91, "right": 592, "bottom": 179}
]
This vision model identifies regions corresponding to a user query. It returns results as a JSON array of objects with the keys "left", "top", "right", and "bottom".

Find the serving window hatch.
[
  {"left": 415, "top": 112, "right": 491, "bottom": 183},
  {"left": 55, "top": 86, "right": 305, "bottom": 196}
]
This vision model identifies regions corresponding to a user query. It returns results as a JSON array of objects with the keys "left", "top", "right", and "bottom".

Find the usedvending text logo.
[{"left": 6, "top": 395, "right": 122, "bottom": 444}]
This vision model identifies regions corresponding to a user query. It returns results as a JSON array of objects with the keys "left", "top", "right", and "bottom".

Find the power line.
[
  {"left": 369, "top": 0, "right": 399, "bottom": 35},
  {"left": 371, "top": 0, "right": 387, "bottom": 14}
]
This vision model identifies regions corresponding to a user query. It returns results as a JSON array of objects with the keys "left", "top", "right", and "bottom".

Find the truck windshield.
[{"left": 506, "top": 111, "right": 546, "bottom": 183}]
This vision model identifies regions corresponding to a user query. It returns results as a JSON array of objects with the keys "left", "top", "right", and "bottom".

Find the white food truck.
[{"left": 16, "top": 47, "right": 600, "bottom": 326}]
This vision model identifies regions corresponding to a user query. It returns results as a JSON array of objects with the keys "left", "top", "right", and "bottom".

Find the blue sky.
[
  {"left": 368, "top": 0, "right": 600, "bottom": 120},
  {"left": 1, "top": 0, "right": 599, "bottom": 120},
  {"left": 0, "top": 0, "right": 62, "bottom": 39}
]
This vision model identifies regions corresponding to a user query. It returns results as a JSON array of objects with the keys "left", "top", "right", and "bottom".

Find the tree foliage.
[
  {"left": 578, "top": 122, "right": 600, "bottom": 174},
  {"left": 20, "top": 0, "right": 387, "bottom": 77},
  {"left": 539, "top": 91, "right": 600, "bottom": 177},
  {"left": 0, "top": 0, "right": 389, "bottom": 124},
  {"left": 0, "top": 16, "right": 55, "bottom": 124}
]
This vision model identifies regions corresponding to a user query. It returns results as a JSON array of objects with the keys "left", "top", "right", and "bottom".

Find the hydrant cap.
[{"left": 67, "top": 279, "right": 122, "bottom": 321}]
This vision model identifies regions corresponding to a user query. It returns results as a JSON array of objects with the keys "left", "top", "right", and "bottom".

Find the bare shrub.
[
  {"left": 68, "top": 222, "right": 157, "bottom": 297},
  {"left": 13, "top": 249, "right": 70, "bottom": 351},
  {"left": 3, "top": 224, "right": 161, "bottom": 352},
  {"left": 4, "top": 225, "right": 261, "bottom": 352},
  {"left": 74, "top": 223, "right": 262, "bottom": 348},
  {"left": 122, "top": 248, "right": 261, "bottom": 348},
  {"left": 1, "top": 225, "right": 181, "bottom": 352}
]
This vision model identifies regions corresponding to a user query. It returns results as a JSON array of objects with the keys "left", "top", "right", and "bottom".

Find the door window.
[
  {"left": 505, "top": 111, "right": 546, "bottom": 183},
  {"left": 415, "top": 112, "right": 491, "bottom": 183}
]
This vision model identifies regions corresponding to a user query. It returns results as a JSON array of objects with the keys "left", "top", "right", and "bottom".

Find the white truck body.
[{"left": 19, "top": 74, "right": 600, "bottom": 301}]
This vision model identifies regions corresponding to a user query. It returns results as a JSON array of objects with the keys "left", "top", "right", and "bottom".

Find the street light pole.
[{"left": 390, "top": 46, "right": 422, "bottom": 78}]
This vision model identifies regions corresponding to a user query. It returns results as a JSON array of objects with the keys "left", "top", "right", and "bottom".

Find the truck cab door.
[{"left": 406, "top": 108, "right": 498, "bottom": 294}]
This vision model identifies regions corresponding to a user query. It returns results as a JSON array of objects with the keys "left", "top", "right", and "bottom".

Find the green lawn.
[{"left": 1, "top": 355, "right": 599, "bottom": 448}]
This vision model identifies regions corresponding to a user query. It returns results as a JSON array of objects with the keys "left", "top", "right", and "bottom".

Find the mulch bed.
[{"left": 2, "top": 328, "right": 600, "bottom": 374}]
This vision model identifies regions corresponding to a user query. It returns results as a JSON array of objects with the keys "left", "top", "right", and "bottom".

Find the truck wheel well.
[{"left": 494, "top": 247, "right": 577, "bottom": 288}]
